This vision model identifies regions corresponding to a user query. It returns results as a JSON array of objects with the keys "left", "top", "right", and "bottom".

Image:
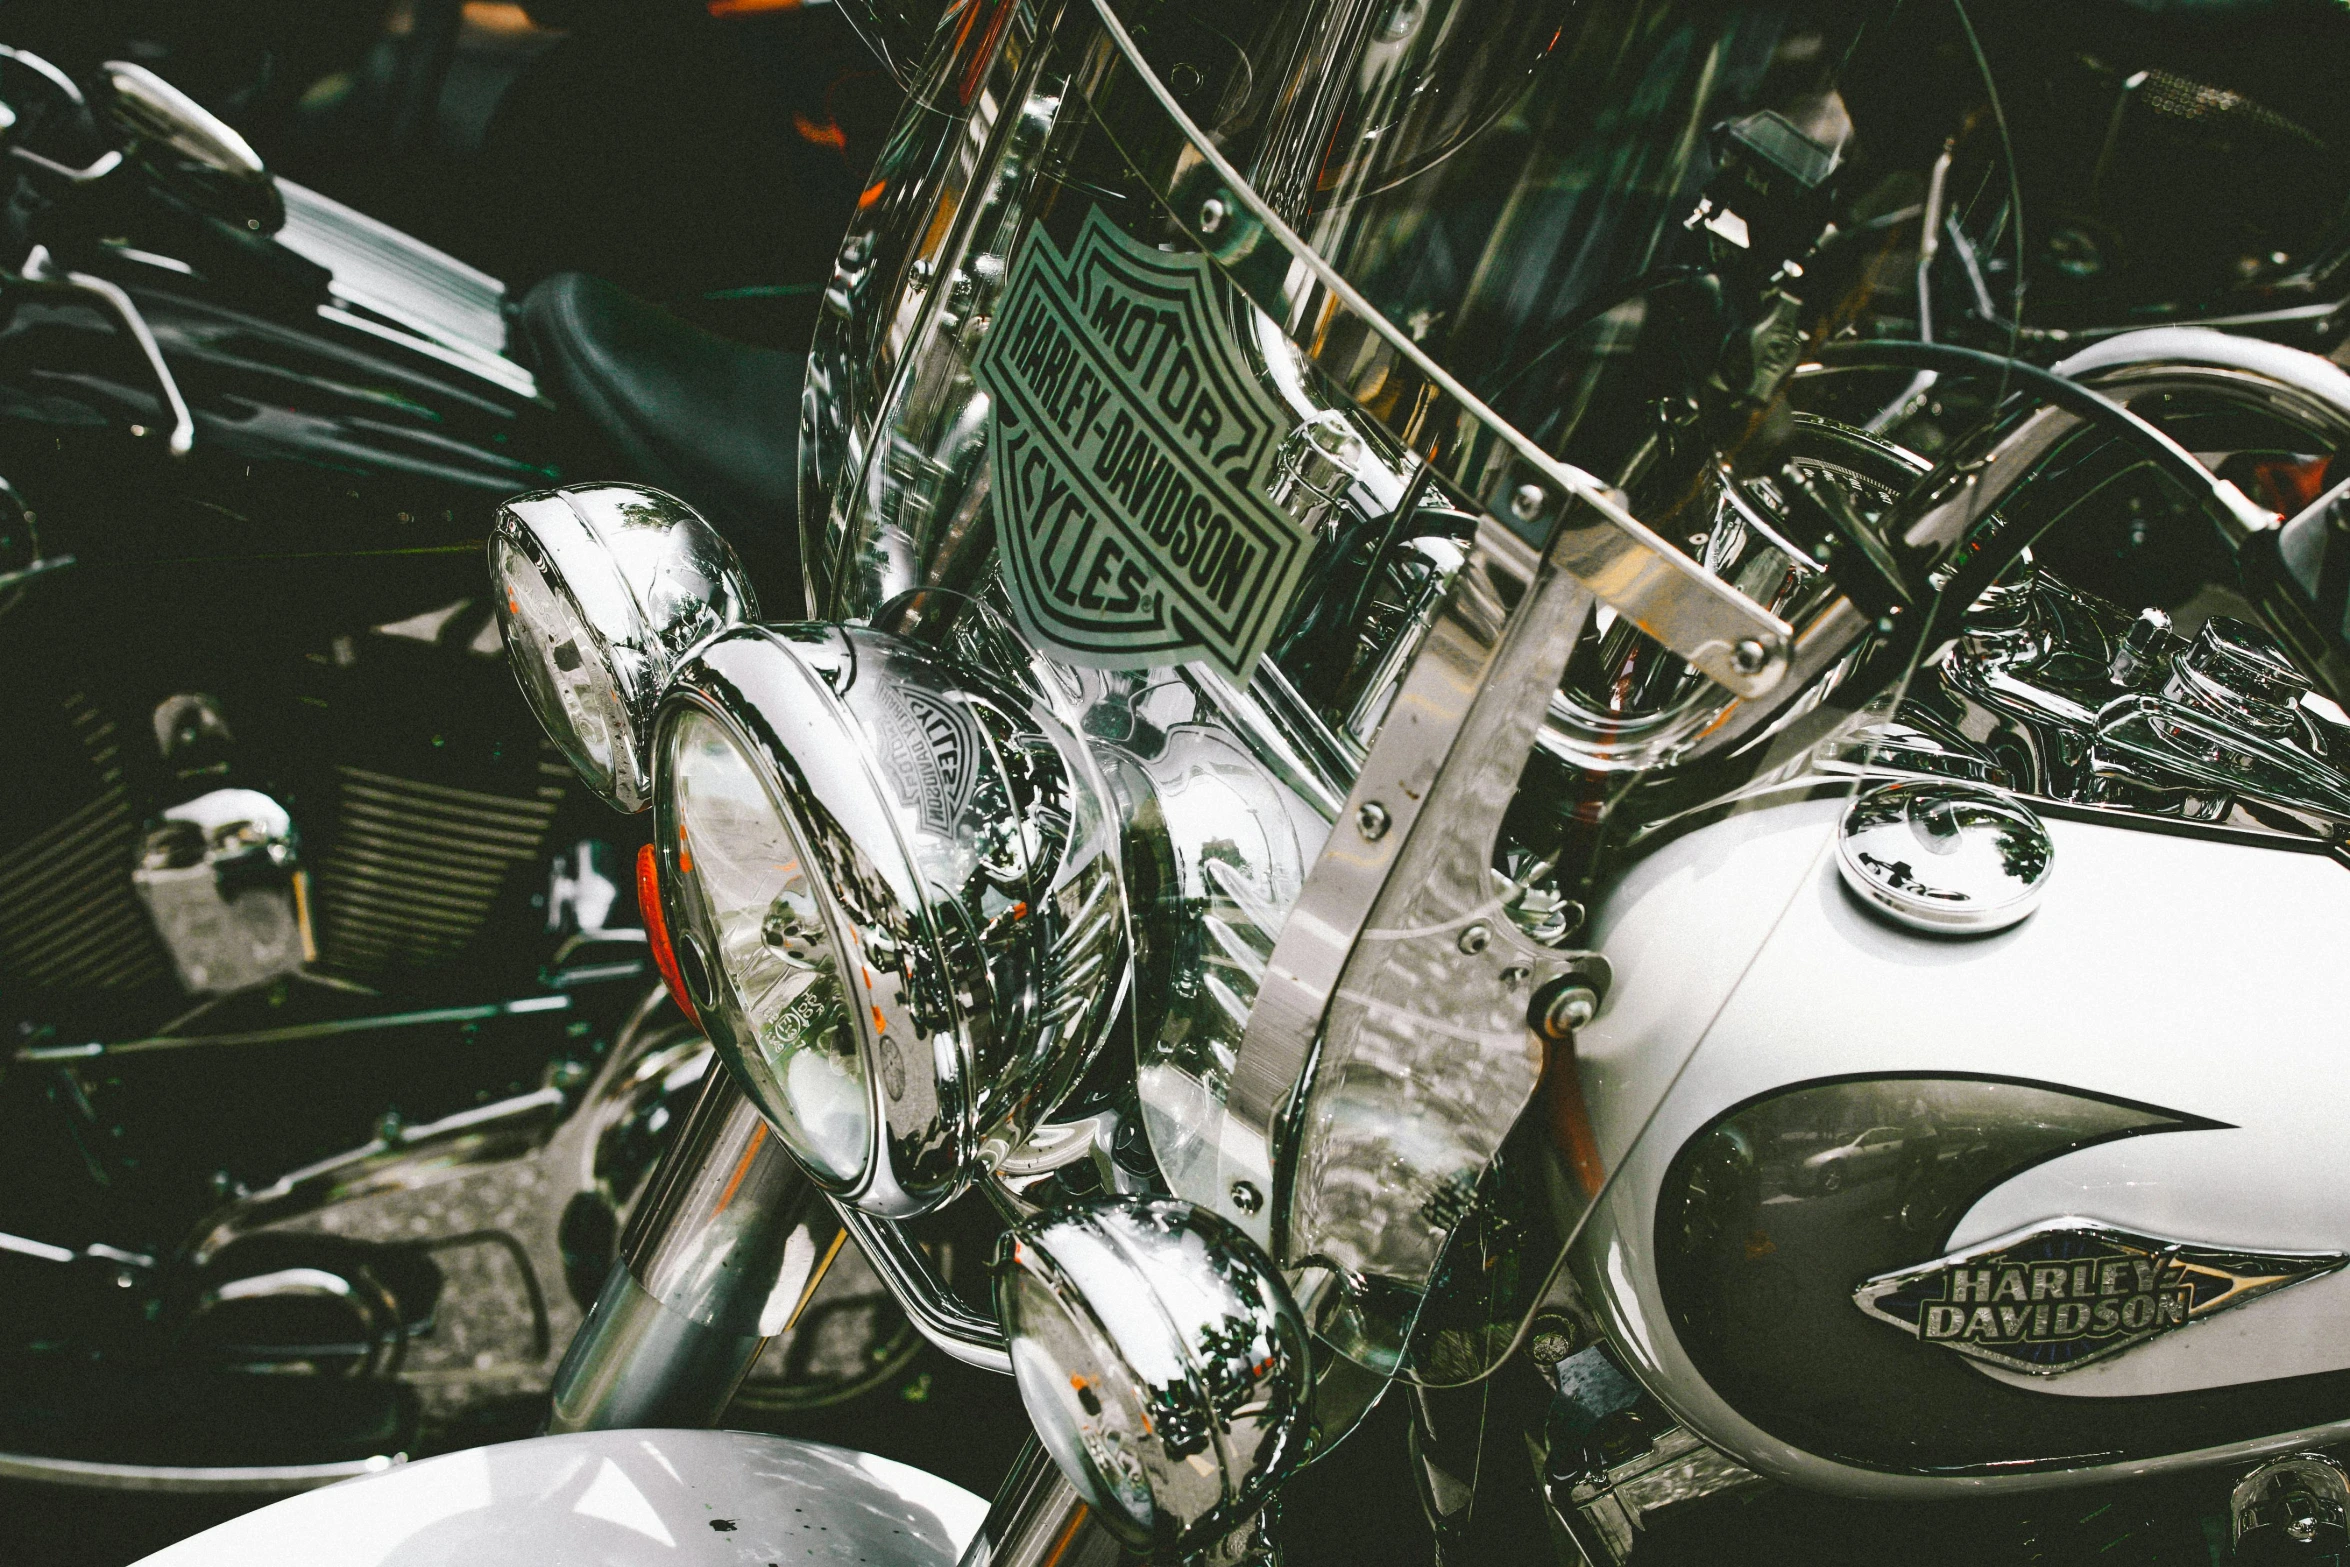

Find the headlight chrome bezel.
[
  {"left": 655, "top": 623, "right": 1129, "bottom": 1217},
  {"left": 994, "top": 1197, "right": 1311, "bottom": 1556},
  {"left": 490, "top": 483, "right": 757, "bottom": 813}
]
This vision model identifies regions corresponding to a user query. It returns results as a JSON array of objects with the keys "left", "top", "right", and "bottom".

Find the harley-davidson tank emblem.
[
  {"left": 971, "top": 207, "right": 1312, "bottom": 684},
  {"left": 1854, "top": 1219, "right": 2345, "bottom": 1375}
]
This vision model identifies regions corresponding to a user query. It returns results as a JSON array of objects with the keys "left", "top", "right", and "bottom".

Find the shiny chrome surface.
[
  {"left": 0, "top": 1451, "right": 402, "bottom": 1497},
  {"left": 130, "top": 786, "right": 309, "bottom": 995},
  {"left": 1549, "top": 1424, "right": 1766, "bottom": 1567},
  {"left": 834, "top": 1203, "right": 1012, "bottom": 1374},
  {"left": 547, "top": 1068, "right": 830, "bottom": 1432},
  {"left": 995, "top": 1197, "right": 1309, "bottom": 1556},
  {"left": 275, "top": 178, "right": 513, "bottom": 367},
  {"left": 1826, "top": 565, "right": 2350, "bottom": 843},
  {"left": 491, "top": 483, "right": 758, "bottom": 813},
  {"left": 656, "top": 624, "right": 1127, "bottom": 1216},
  {"left": 1834, "top": 781, "right": 2053, "bottom": 936},
  {"left": 97, "top": 61, "right": 269, "bottom": 187},
  {"left": 1232, "top": 512, "right": 1604, "bottom": 1366},
  {"left": 95, "top": 60, "right": 279, "bottom": 234},
  {"left": 2234, "top": 1453, "right": 2350, "bottom": 1557},
  {"left": 954, "top": 1440, "right": 1127, "bottom": 1567}
]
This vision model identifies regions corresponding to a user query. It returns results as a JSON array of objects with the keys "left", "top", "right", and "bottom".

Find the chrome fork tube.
[
  {"left": 546, "top": 1066, "right": 834, "bottom": 1432},
  {"left": 956, "top": 1441, "right": 1129, "bottom": 1567}
]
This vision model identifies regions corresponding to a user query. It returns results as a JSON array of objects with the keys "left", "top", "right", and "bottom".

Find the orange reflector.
[{"left": 639, "top": 842, "right": 698, "bottom": 1026}]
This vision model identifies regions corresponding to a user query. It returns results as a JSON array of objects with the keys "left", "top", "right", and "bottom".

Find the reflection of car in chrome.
[{"left": 1800, "top": 1126, "right": 1911, "bottom": 1193}]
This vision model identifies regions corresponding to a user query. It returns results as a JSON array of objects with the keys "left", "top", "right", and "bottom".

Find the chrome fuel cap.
[{"left": 1836, "top": 780, "right": 2053, "bottom": 936}]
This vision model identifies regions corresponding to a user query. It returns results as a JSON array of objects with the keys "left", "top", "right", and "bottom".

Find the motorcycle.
[
  {"left": 0, "top": 37, "right": 962, "bottom": 1500},
  {"left": 126, "top": 0, "right": 2350, "bottom": 1563}
]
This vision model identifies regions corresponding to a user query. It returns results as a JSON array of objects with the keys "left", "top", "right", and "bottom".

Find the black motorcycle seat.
[{"left": 518, "top": 271, "right": 803, "bottom": 602}]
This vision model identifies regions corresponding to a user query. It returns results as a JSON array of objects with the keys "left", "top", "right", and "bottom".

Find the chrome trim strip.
[
  {"left": 0, "top": 1450, "right": 404, "bottom": 1494},
  {"left": 317, "top": 304, "right": 539, "bottom": 401},
  {"left": 277, "top": 177, "right": 507, "bottom": 354}
]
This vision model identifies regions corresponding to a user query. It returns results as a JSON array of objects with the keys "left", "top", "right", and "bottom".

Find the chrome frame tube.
[
  {"left": 956, "top": 1440, "right": 1129, "bottom": 1567},
  {"left": 545, "top": 1067, "right": 832, "bottom": 1432},
  {"left": 834, "top": 1203, "right": 1013, "bottom": 1374}
]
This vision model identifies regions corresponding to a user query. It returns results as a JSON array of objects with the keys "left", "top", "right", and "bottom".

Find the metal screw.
[
  {"left": 1509, "top": 483, "right": 1546, "bottom": 523},
  {"left": 1228, "top": 1179, "right": 1263, "bottom": 1215},
  {"left": 1501, "top": 964, "right": 1531, "bottom": 990},
  {"left": 1732, "top": 638, "right": 1769, "bottom": 675},
  {"left": 1199, "top": 197, "right": 1228, "bottom": 235},
  {"left": 1457, "top": 923, "right": 1490, "bottom": 955},
  {"left": 1355, "top": 800, "right": 1391, "bottom": 840},
  {"left": 1534, "top": 982, "right": 1599, "bottom": 1040},
  {"left": 908, "top": 258, "right": 935, "bottom": 290}
]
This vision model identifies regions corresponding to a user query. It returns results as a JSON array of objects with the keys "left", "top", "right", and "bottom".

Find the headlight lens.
[
  {"left": 655, "top": 625, "right": 1129, "bottom": 1216},
  {"left": 662, "top": 705, "right": 872, "bottom": 1183},
  {"left": 492, "top": 529, "right": 642, "bottom": 806}
]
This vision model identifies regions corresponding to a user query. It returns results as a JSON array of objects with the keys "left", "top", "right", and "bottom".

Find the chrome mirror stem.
[{"left": 545, "top": 1067, "right": 832, "bottom": 1432}]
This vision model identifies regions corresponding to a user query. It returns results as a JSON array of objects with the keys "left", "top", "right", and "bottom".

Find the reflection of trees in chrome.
[{"left": 1992, "top": 816, "right": 2051, "bottom": 886}]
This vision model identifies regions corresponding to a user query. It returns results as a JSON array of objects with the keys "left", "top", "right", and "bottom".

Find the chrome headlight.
[
  {"left": 489, "top": 483, "right": 756, "bottom": 812},
  {"left": 654, "top": 624, "right": 1128, "bottom": 1214},
  {"left": 995, "top": 1197, "right": 1310, "bottom": 1556}
]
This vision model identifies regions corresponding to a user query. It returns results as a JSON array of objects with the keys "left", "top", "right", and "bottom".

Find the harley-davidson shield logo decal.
[
  {"left": 872, "top": 686, "right": 982, "bottom": 839},
  {"left": 1854, "top": 1219, "right": 2345, "bottom": 1375},
  {"left": 971, "top": 208, "right": 1311, "bottom": 684}
]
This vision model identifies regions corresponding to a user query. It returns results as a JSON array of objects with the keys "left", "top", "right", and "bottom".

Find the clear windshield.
[{"left": 799, "top": 0, "right": 2349, "bottom": 1394}]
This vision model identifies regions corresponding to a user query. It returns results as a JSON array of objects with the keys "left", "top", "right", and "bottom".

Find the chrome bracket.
[
  {"left": 833, "top": 1203, "right": 1012, "bottom": 1374},
  {"left": 1221, "top": 508, "right": 1599, "bottom": 1287}
]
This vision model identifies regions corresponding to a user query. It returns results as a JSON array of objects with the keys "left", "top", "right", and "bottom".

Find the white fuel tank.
[{"left": 1572, "top": 795, "right": 2350, "bottom": 1498}]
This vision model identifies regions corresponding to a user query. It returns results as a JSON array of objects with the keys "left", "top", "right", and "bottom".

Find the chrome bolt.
[
  {"left": 1457, "top": 923, "right": 1491, "bottom": 955},
  {"left": 908, "top": 258, "right": 935, "bottom": 290},
  {"left": 1356, "top": 800, "right": 1391, "bottom": 840},
  {"left": 114, "top": 1270, "right": 137, "bottom": 1290},
  {"left": 1229, "top": 1179, "right": 1264, "bottom": 1215},
  {"left": 1199, "top": 197, "right": 1228, "bottom": 235},
  {"left": 1535, "top": 982, "right": 1599, "bottom": 1040},
  {"left": 1509, "top": 483, "right": 1546, "bottom": 523},
  {"left": 1732, "top": 638, "right": 1770, "bottom": 675}
]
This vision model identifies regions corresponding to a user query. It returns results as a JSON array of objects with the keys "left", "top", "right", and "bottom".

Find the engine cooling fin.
[
  {"left": 0, "top": 692, "right": 172, "bottom": 994},
  {"left": 311, "top": 760, "right": 567, "bottom": 978}
]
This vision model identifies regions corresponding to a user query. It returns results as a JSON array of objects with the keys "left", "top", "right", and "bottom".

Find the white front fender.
[{"left": 133, "top": 1429, "right": 987, "bottom": 1567}]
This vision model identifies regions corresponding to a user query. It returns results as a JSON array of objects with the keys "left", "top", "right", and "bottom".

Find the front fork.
[
  {"left": 546, "top": 1066, "right": 823, "bottom": 1431},
  {"left": 545, "top": 1060, "right": 1134, "bottom": 1563}
]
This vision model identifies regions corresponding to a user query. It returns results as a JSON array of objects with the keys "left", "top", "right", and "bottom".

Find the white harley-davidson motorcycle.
[{"left": 137, "top": 0, "right": 2350, "bottom": 1562}]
